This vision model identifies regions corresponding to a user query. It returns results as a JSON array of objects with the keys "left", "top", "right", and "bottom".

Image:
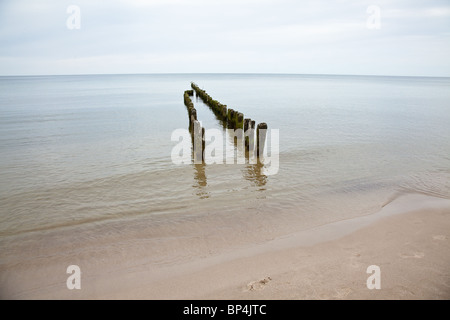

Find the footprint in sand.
[
  {"left": 400, "top": 252, "right": 425, "bottom": 259},
  {"left": 246, "top": 276, "right": 272, "bottom": 291},
  {"left": 350, "top": 253, "right": 362, "bottom": 268},
  {"left": 333, "top": 287, "right": 353, "bottom": 299},
  {"left": 433, "top": 235, "right": 447, "bottom": 241},
  {"left": 392, "top": 285, "right": 415, "bottom": 297}
]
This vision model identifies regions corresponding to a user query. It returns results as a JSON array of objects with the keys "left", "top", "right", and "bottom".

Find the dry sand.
[{"left": 1, "top": 193, "right": 450, "bottom": 299}]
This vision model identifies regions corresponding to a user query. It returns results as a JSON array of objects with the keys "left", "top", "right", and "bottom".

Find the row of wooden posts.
[{"left": 183, "top": 83, "right": 267, "bottom": 162}]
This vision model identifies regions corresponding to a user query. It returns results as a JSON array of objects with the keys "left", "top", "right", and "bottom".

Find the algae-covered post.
[
  {"left": 244, "top": 118, "right": 257, "bottom": 156},
  {"left": 221, "top": 105, "right": 227, "bottom": 120},
  {"left": 247, "top": 120, "right": 256, "bottom": 158},
  {"left": 227, "top": 108, "right": 235, "bottom": 128},
  {"left": 244, "top": 119, "right": 250, "bottom": 146},
  {"left": 244, "top": 118, "right": 251, "bottom": 151},
  {"left": 236, "top": 112, "right": 244, "bottom": 129},
  {"left": 184, "top": 90, "right": 197, "bottom": 131},
  {"left": 257, "top": 123, "right": 268, "bottom": 158}
]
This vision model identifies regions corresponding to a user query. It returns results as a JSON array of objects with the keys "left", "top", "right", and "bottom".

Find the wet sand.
[{"left": 1, "top": 193, "right": 449, "bottom": 299}]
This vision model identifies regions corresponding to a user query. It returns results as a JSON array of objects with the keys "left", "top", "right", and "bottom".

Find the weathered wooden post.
[
  {"left": 202, "top": 126, "right": 205, "bottom": 161},
  {"left": 246, "top": 120, "right": 255, "bottom": 158},
  {"left": 236, "top": 112, "right": 244, "bottom": 129},
  {"left": 189, "top": 108, "right": 197, "bottom": 131},
  {"left": 184, "top": 90, "right": 196, "bottom": 131},
  {"left": 244, "top": 118, "right": 251, "bottom": 152},
  {"left": 227, "top": 109, "right": 235, "bottom": 128},
  {"left": 222, "top": 105, "right": 227, "bottom": 120},
  {"left": 257, "top": 123, "right": 267, "bottom": 158},
  {"left": 193, "top": 120, "right": 203, "bottom": 163},
  {"left": 250, "top": 120, "right": 256, "bottom": 159},
  {"left": 190, "top": 108, "right": 197, "bottom": 119},
  {"left": 244, "top": 118, "right": 250, "bottom": 143}
]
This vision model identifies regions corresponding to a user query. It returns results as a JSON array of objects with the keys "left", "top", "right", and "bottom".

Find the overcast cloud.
[{"left": 0, "top": 0, "right": 449, "bottom": 76}]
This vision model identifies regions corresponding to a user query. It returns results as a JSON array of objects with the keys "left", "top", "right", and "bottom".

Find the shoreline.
[
  {"left": 1, "top": 193, "right": 450, "bottom": 299},
  {"left": 119, "top": 193, "right": 450, "bottom": 299}
]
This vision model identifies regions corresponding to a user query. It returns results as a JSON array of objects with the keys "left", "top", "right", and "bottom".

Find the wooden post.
[
  {"left": 236, "top": 112, "right": 244, "bottom": 129},
  {"left": 190, "top": 108, "right": 197, "bottom": 120},
  {"left": 193, "top": 120, "right": 203, "bottom": 163},
  {"left": 244, "top": 118, "right": 256, "bottom": 161},
  {"left": 202, "top": 126, "right": 205, "bottom": 161},
  {"left": 257, "top": 123, "right": 267, "bottom": 158},
  {"left": 222, "top": 105, "right": 227, "bottom": 120},
  {"left": 189, "top": 108, "right": 197, "bottom": 131},
  {"left": 227, "top": 109, "right": 235, "bottom": 128},
  {"left": 249, "top": 120, "right": 255, "bottom": 158},
  {"left": 244, "top": 118, "right": 250, "bottom": 150}
]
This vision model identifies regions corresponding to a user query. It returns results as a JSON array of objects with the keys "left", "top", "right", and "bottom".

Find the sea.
[{"left": 1, "top": 74, "right": 449, "bottom": 273}]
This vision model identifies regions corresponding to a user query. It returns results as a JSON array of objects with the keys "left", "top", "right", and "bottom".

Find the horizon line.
[{"left": 0, "top": 72, "right": 449, "bottom": 79}]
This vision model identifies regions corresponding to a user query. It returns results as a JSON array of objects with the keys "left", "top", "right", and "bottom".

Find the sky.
[{"left": 0, "top": 0, "right": 449, "bottom": 76}]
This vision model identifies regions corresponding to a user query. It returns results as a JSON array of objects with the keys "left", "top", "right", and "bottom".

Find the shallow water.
[{"left": 1, "top": 73, "right": 449, "bottom": 239}]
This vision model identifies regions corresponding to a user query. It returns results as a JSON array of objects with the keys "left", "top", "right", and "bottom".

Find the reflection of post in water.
[
  {"left": 243, "top": 161, "right": 267, "bottom": 188},
  {"left": 193, "top": 163, "right": 209, "bottom": 199},
  {"left": 244, "top": 119, "right": 255, "bottom": 160}
]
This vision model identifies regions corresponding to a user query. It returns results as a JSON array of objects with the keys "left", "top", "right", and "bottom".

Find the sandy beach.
[{"left": 1, "top": 193, "right": 449, "bottom": 300}]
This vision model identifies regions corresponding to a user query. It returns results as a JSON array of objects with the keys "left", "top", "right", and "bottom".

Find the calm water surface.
[{"left": 1, "top": 74, "right": 449, "bottom": 237}]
